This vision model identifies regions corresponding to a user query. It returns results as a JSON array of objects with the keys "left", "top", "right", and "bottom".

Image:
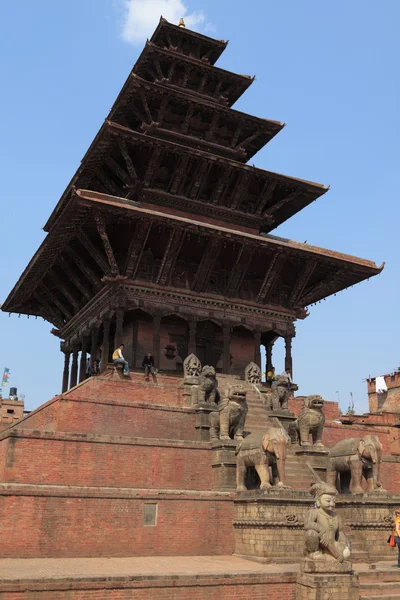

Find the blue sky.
[{"left": 0, "top": 0, "right": 399, "bottom": 413}]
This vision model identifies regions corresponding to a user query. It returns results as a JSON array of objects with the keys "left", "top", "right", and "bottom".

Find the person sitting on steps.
[
  {"left": 112, "top": 344, "right": 130, "bottom": 376},
  {"left": 142, "top": 352, "right": 156, "bottom": 380}
]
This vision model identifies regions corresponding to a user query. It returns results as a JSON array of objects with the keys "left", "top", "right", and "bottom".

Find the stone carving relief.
[
  {"left": 183, "top": 353, "right": 201, "bottom": 378},
  {"left": 244, "top": 362, "right": 262, "bottom": 385}
]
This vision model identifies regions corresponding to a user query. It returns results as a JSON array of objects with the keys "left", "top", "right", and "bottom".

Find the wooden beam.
[
  {"left": 140, "top": 90, "right": 153, "bottom": 122},
  {"left": 125, "top": 221, "right": 152, "bottom": 278},
  {"left": 58, "top": 256, "right": 91, "bottom": 301},
  {"left": 211, "top": 166, "right": 233, "bottom": 204},
  {"left": 169, "top": 155, "right": 189, "bottom": 195},
  {"left": 48, "top": 270, "right": 81, "bottom": 313},
  {"left": 205, "top": 112, "right": 219, "bottom": 142},
  {"left": 76, "top": 228, "right": 110, "bottom": 275},
  {"left": 33, "top": 291, "right": 64, "bottom": 328},
  {"left": 39, "top": 282, "right": 72, "bottom": 321},
  {"left": 105, "top": 156, "right": 132, "bottom": 188},
  {"left": 230, "top": 125, "right": 242, "bottom": 148},
  {"left": 143, "top": 147, "right": 162, "bottom": 188},
  {"left": 225, "top": 246, "right": 254, "bottom": 297},
  {"left": 93, "top": 211, "right": 119, "bottom": 275},
  {"left": 94, "top": 168, "right": 121, "bottom": 197},
  {"left": 192, "top": 237, "right": 222, "bottom": 293},
  {"left": 230, "top": 172, "right": 250, "bottom": 210},
  {"left": 157, "top": 97, "right": 168, "bottom": 123},
  {"left": 263, "top": 190, "right": 302, "bottom": 219},
  {"left": 65, "top": 247, "right": 102, "bottom": 290},
  {"left": 156, "top": 228, "right": 185, "bottom": 286},
  {"left": 181, "top": 103, "right": 194, "bottom": 134},
  {"left": 256, "top": 252, "right": 286, "bottom": 303},
  {"left": 198, "top": 72, "right": 209, "bottom": 94},
  {"left": 189, "top": 161, "right": 209, "bottom": 199},
  {"left": 255, "top": 180, "right": 277, "bottom": 215},
  {"left": 289, "top": 259, "right": 318, "bottom": 307},
  {"left": 298, "top": 266, "right": 349, "bottom": 306},
  {"left": 117, "top": 138, "right": 139, "bottom": 182}
]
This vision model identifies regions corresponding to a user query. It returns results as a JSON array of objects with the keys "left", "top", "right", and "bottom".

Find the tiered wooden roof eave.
[
  {"left": 3, "top": 189, "right": 383, "bottom": 325},
  {"left": 150, "top": 17, "right": 228, "bottom": 65},
  {"left": 133, "top": 42, "right": 254, "bottom": 106},
  {"left": 42, "top": 119, "right": 328, "bottom": 234}
]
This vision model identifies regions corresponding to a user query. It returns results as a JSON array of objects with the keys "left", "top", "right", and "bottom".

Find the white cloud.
[
  {"left": 122, "top": 0, "right": 213, "bottom": 44},
  {"left": 121, "top": 0, "right": 208, "bottom": 45}
]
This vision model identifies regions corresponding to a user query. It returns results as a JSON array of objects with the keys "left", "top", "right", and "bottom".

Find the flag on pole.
[{"left": 1, "top": 368, "right": 10, "bottom": 387}]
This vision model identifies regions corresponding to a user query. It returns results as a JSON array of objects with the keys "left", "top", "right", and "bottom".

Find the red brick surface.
[
  {"left": 0, "top": 432, "right": 212, "bottom": 489},
  {"left": 0, "top": 487, "right": 234, "bottom": 558}
]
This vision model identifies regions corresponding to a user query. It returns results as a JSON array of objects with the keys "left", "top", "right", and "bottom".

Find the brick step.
[
  {"left": 360, "top": 595, "right": 400, "bottom": 600},
  {"left": 361, "top": 582, "right": 400, "bottom": 592}
]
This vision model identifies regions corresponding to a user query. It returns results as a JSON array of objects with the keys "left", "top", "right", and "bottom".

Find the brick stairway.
[{"left": 359, "top": 566, "right": 400, "bottom": 599}]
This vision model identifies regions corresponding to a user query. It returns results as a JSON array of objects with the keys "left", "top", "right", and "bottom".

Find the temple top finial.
[{"left": 178, "top": 18, "right": 186, "bottom": 28}]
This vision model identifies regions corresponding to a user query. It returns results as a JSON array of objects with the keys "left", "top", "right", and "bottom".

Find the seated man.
[
  {"left": 142, "top": 352, "right": 156, "bottom": 379},
  {"left": 112, "top": 344, "right": 129, "bottom": 375}
]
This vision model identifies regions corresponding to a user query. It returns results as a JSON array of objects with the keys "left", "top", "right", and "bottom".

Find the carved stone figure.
[
  {"left": 183, "top": 353, "right": 201, "bottom": 378},
  {"left": 304, "top": 482, "right": 351, "bottom": 564},
  {"left": 294, "top": 395, "right": 325, "bottom": 447},
  {"left": 326, "top": 435, "right": 385, "bottom": 494},
  {"left": 244, "top": 361, "right": 262, "bottom": 385},
  {"left": 270, "top": 374, "right": 291, "bottom": 411},
  {"left": 210, "top": 384, "right": 248, "bottom": 441},
  {"left": 192, "top": 365, "right": 218, "bottom": 404},
  {"left": 235, "top": 423, "right": 290, "bottom": 491}
]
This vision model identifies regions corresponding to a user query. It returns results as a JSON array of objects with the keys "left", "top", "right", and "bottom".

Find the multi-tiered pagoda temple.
[{"left": 2, "top": 18, "right": 382, "bottom": 390}]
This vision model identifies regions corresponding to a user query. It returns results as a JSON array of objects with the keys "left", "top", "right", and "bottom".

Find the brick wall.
[
  {"left": 367, "top": 372, "right": 400, "bottom": 413},
  {"left": 0, "top": 432, "right": 212, "bottom": 489},
  {"left": 230, "top": 328, "right": 255, "bottom": 376},
  {"left": 0, "top": 574, "right": 296, "bottom": 600},
  {"left": 0, "top": 486, "right": 234, "bottom": 558}
]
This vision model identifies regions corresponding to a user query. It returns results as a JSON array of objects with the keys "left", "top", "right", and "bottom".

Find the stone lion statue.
[
  {"left": 271, "top": 374, "right": 291, "bottom": 411},
  {"left": 192, "top": 365, "right": 218, "bottom": 405},
  {"left": 293, "top": 394, "right": 325, "bottom": 447},
  {"left": 210, "top": 384, "right": 248, "bottom": 441}
]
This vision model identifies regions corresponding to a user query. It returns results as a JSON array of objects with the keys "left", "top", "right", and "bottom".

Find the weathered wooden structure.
[{"left": 2, "top": 18, "right": 382, "bottom": 390}]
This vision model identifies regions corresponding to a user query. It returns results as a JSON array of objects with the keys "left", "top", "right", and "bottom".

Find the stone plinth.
[
  {"left": 194, "top": 402, "right": 218, "bottom": 441},
  {"left": 234, "top": 489, "right": 312, "bottom": 562},
  {"left": 267, "top": 409, "right": 296, "bottom": 433},
  {"left": 295, "top": 447, "right": 329, "bottom": 481},
  {"left": 211, "top": 439, "right": 237, "bottom": 490},
  {"left": 296, "top": 570, "right": 359, "bottom": 600}
]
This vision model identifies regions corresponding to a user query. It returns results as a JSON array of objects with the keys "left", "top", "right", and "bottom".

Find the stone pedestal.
[
  {"left": 211, "top": 440, "right": 237, "bottom": 490},
  {"left": 234, "top": 489, "right": 312, "bottom": 562},
  {"left": 296, "top": 564, "right": 359, "bottom": 600},
  {"left": 182, "top": 376, "right": 199, "bottom": 407},
  {"left": 268, "top": 409, "right": 296, "bottom": 433},
  {"left": 295, "top": 447, "right": 329, "bottom": 481},
  {"left": 194, "top": 402, "right": 218, "bottom": 441}
]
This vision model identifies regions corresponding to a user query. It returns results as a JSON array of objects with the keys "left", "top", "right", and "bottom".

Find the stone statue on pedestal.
[
  {"left": 271, "top": 374, "right": 293, "bottom": 411},
  {"left": 293, "top": 395, "right": 325, "bottom": 447},
  {"left": 304, "top": 482, "right": 351, "bottom": 566},
  {"left": 209, "top": 384, "right": 248, "bottom": 441},
  {"left": 191, "top": 365, "right": 219, "bottom": 405}
]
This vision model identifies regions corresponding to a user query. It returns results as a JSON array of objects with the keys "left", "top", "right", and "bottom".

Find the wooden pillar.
[
  {"left": 115, "top": 308, "right": 124, "bottom": 345},
  {"left": 222, "top": 325, "right": 231, "bottom": 374},
  {"left": 284, "top": 335, "right": 293, "bottom": 377},
  {"left": 62, "top": 349, "right": 71, "bottom": 393},
  {"left": 90, "top": 327, "right": 99, "bottom": 366},
  {"left": 131, "top": 320, "right": 138, "bottom": 369},
  {"left": 266, "top": 342, "right": 273, "bottom": 373},
  {"left": 153, "top": 313, "right": 161, "bottom": 368},
  {"left": 101, "top": 319, "right": 111, "bottom": 373},
  {"left": 70, "top": 344, "right": 79, "bottom": 388},
  {"left": 79, "top": 337, "right": 89, "bottom": 383},
  {"left": 254, "top": 329, "right": 261, "bottom": 368},
  {"left": 188, "top": 320, "right": 197, "bottom": 356}
]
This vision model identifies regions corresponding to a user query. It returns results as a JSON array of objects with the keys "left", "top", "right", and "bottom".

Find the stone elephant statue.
[
  {"left": 326, "top": 435, "right": 385, "bottom": 494},
  {"left": 235, "top": 425, "right": 290, "bottom": 491},
  {"left": 210, "top": 384, "right": 248, "bottom": 441}
]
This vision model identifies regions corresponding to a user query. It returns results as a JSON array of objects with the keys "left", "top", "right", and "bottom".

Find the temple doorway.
[{"left": 196, "top": 320, "right": 223, "bottom": 370}]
